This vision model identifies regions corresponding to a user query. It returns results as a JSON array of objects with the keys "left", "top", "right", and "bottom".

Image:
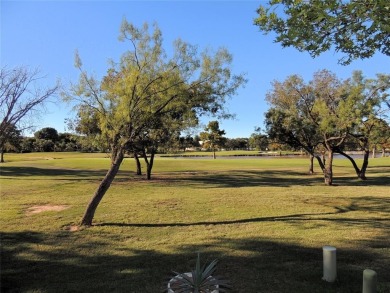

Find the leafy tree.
[
  {"left": 200, "top": 121, "right": 226, "bottom": 159},
  {"left": 56, "top": 133, "right": 81, "bottom": 152},
  {"left": 34, "top": 138, "right": 55, "bottom": 152},
  {"left": 131, "top": 115, "right": 186, "bottom": 180},
  {"left": 265, "top": 74, "right": 324, "bottom": 175},
  {"left": 248, "top": 127, "right": 269, "bottom": 151},
  {"left": 177, "top": 135, "right": 196, "bottom": 152},
  {"left": 66, "top": 20, "right": 246, "bottom": 226},
  {"left": 1, "top": 124, "right": 21, "bottom": 159},
  {"left": 225, "top": 138, "right": 249, "bottom": 150},
  {"left": 136, "top": 105, "right": 203, "bottom": 179},
  {"left": 0, "top": 66, "right": 58, "bottom": 162},
  {"left": 265, "top": 70, "right": 389, "bottom": 184},
  {"left": 335, "top": 71, "right": 390, "bottom": 179},
  {"left": 20, "top": 137, "right": 36, "bottom": 153},
  {"left": 138, "top": 105, "right": 200, "bottom": 179},
  {"left": 66, "top": 105, "right": 107, "bottom": 152},
  {"left": 254, "top": 0, "right": 390, "bottom": 65},
  {"left": 370, "top": 119, "right": 390, "bottom": 157},
  {"left": 193, "top": 135, "right": 202, "bottom": 149},
  {"left": 34, "top": 127, "right": 59, "bottom": 141}
]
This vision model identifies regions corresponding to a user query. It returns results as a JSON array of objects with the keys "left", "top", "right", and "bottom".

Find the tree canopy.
[
  {"left": 34, "top": 127, "right": 59, "bottom": 141},
  {"left": 265, "top": 69, "right": 389, "bottom": 185},
  {"left": 254, "top": 0, "right": 390, "bottom": 65},
  {"left": 66, "top": 20, "right": 246, "bottom": 225},
  {"left": 200, "top": 120, "right": 226, "bottom": 159}
]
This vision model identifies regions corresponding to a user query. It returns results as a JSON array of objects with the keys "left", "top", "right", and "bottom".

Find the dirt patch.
[
  {"left": 26, "top": 204, "right": 69, "bottom": 215},
  {"left": 68, "top": 225, "right": 80, "bottom": 232}
]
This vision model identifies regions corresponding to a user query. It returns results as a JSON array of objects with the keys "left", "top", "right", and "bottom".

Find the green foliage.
[
  {"left": 254, "top": 0, "right": 390, "bottom": 64},
  {"left": 264, "top": 73, "right": 322, "bottom": 153},
  {"left": 65, "top": 20, "right": 246, "bottom": 225},
  {"left": 264, "top": 69, "right": 390, "bottom": 183},
  {"left": 67, "top": 20, "right": 246, "bottom": 161},
  {"left": 200, "top": 121, "right": 226, "bottom": 149},
  {"left": 266, "top": 70, "right": 389, "bottom": 152},
  {"left": 248, "top": 128, "right": 268, "bottom": 151},
  {"left": 34, "top": 138, "right": 55, "bottom": 152},
  {"left": 34, "top": 127, "right": 59, "bottom": 141},
  {"left": 225, "top": 137, "right": 249, "bottom": 150},
  {"left": 1, "top": 124, "right": 22, "bottom": 152}
]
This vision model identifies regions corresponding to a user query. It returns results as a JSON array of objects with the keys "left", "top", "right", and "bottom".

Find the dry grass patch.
[{"left": 25, "top": 204, "right": 69, "bottom": 215}]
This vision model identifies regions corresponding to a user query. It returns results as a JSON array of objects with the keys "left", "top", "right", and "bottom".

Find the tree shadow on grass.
[
  {"left": 98, "top": 195, "right": 390, "bottom": 230},
  {"left": 0, "top": 166, "right": 107, "bottom": 180},
  {"left": 332, "top": 175, "right": 390, "bottom": 187},
  {"left": 158, "top": 169, "right": 390, "bottom": 188},
  {"left": 1, "top": 230, "right": 389, "bottom": 293},
  {"left": 2, "top": 164, "right": 388, "bottom": 187},
  {"left": 158, "top": 169, "right": 323, "bottom": 188}
]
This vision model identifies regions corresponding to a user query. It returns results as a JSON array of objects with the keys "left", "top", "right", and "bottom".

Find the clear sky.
[{"left": 2, "top": 0, "right": 389, "bottom": 138}]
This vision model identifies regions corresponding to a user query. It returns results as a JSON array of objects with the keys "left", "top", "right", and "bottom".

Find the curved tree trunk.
[
  {"left": 146, "top": 151, "right": 155, "bottom": 180},
  {"left": 80, "top": 149, "right": 125, "bottom": 226},
  {"left": 134, "top": 152, "right": 142, "bottom": 175},
  {"left": 359, "top": 150, "right": 369, "bottom": 180},
  {"left": 142, "top": 149, "right": 155, "bottom": 180},
  {"left": 337, "top": 150, "right": 368, "bottom": 180},
  {"left": 314, "top": 154, "right": 325, "bottom": 172},
  {"left": 309, "top": 154, "right": 314, "bottom": 174},
  {"left": 324, "top": 151, "right": 333, "bottom": 185}
]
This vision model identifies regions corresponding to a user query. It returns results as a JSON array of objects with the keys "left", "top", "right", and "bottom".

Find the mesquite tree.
[
  {"left": 335, "top": 71, "right": 390, "bottom": 179},
  {"left": 265, "top": 70, "right": 389, "bottom": 185},
  {"left": 66, "top": 20, "right": 246, "bottom": 226},
  {"left": 254, "top": 0, "right": 390, "bottom": 65}
]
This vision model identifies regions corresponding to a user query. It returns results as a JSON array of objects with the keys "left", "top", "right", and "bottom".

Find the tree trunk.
[
  {"left": 337, "top": 150, "right": 367, "bottom": 180},
  {"left": 372, "top": 147, "right": 376, "bottom": 159},
  {"left": 213, "top": 148, "right": 216, "bottom": 159},
  {"left": 80, "top": 149, "right": 124, "bottom": 226},
  {"left": 142, "top": 149, "right": 155, "bottom": 180},
  {"left": 359, "top": 150, "right": 369, "bottom": 180},
  {"left": 134, "top": 152, "right": 142, "bottom": 175},
  {"left": 309, "top": 154, "right": 314, "bottom": 174},
  {"left": 324, "top": 151, "right": 333, "bottom": 185},
  {"left": 314, "top": 155, "right": 325, "bottom": 172},
  {"left": 146, "top": 151, "right": 155, "bottom": 180},
  {"left": 0, "top": 148, "right": 4, "bottom": 163}
]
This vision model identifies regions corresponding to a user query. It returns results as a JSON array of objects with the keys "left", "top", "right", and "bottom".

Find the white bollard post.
[
  {"left": 322, "top": 246, "right": 337, "bottom": 282},
  {"left": 363, "top": 269, "right": 377, "bottom": 293}
]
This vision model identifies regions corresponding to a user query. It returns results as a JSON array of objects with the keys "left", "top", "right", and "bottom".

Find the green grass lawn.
[{"left": 1, "top": 152, "right": 389, "bottom": 292}]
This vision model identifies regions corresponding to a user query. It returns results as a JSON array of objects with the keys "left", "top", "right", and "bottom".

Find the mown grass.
[{"left": 1, "top": 152, "right": 389, "bottom": 292}]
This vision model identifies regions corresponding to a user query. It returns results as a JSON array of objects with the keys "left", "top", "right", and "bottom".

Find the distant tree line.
[
  {"left": 5, "top": 122, "right": 389, "bottom": 158},
  {"left": 2, "top": 127, "right": 82, "bottom": 153},
  {"left": 1, "top": 125, "right": 268, "bottom": 154}
]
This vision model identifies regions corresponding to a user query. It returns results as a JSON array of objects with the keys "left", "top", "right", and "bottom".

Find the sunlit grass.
[{"left": 1, "top": 152, "right": 389, "bottom": 292}]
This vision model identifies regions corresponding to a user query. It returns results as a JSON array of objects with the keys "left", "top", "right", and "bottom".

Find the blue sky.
[{"left": 2, "top": 1, "right": 389, "bottom": 138}]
